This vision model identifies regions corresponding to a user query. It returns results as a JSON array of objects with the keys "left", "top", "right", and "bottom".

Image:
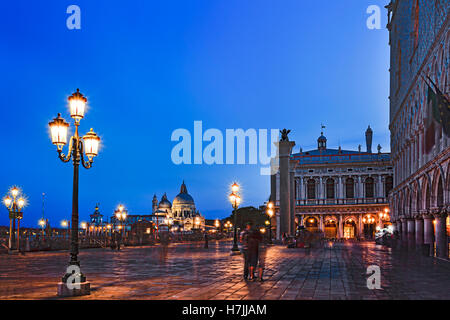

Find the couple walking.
[{"left": 239, "top": 221, "right": 266, "bottom": 282}]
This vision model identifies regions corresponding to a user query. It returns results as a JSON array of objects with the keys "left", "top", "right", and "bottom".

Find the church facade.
[
  {"left": 386, "top": 0, "right": 449, "bottom": 258},
  {"left": 88, "top": 181, "right": 205, "bottom": 232},
  {"left": 151, "top": 181, "right": 205, "bottom": 231},
  {"left": 270, "top": 128, "right": 393, "bottom": 240}
]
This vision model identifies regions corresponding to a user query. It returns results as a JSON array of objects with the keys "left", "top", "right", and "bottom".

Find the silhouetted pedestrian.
[
  {"left": 204, "top": 232, "right": 209, "bottom": 248},
  {"left": 247, "top": 228, "right": 262, "bottom": 280},
  {"left": 239, "top": 222, "right": 252, "bottom": 280}
]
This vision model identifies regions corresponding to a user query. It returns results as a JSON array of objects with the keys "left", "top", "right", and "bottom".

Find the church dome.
[
  {"left": 173, "top": 181, "right": 195, "bottom": 205},
  {"left": 158, "top": 193, "right": 172, "bottom": 209}
]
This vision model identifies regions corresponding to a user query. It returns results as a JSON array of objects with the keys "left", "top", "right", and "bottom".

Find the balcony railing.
[{"left": 292, "top": 197, "right": 388, "bottom": 206}]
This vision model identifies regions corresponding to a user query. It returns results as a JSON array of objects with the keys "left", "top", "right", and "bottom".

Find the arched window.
[
  {"left": 385, "top": 176, "right": 393, "bottom": 197},
  {"left": 345, "top": 178, "right": 354, "bottom": 198},
  {"left": 307, "top": 179, "right": 316, "bottom": 199},
  {"left": 365, "top": 177, "right": 375, "bottom": 198},
  {"left": 326, "top": 178, "right": 335, "bottom": 199}
]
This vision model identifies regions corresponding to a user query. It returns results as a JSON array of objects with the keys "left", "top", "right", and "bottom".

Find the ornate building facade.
[
  {"left": 87, "top": 181, "right": 205, "bottom": 233},
  {"left": 271, "top": 128, "right": 393, "bottom": 240},
  {"left": 151, "top": 181, "right": 205, "bottom": 231},
  {"left": 386, "top": 0, "right": 449, "bottom": 258}
]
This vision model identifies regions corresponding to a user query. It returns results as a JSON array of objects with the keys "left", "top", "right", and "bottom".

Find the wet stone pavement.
[{"left": 0, "top": 240, "right": 449, "bottom": 300}]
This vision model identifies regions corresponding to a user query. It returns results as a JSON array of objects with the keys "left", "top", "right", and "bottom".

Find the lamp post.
[
  {"left": 229, "top": 182, "right": 241, "bottom": 254},
  {"left": 115, "top": 205, "right": 128, "bottom": 247},
  {"left": 38, "top": 219, "right": 46, "bottom": 241},
  {"left": 49, "top": 89, "right": 101, "bottom": 296},
  {"left": 215, "top": 219, "right": 220, "bottom": 233},
  {"left": 266, "top": 202, "right": 274, "bottom": 244},
  {"left": 61, "top": 220, "right": 69, "bottom": 240},
  {"left": 3, "top": 187, "right": 26, "bottom": 252}
]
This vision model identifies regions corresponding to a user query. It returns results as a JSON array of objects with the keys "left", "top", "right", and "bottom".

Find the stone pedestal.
[
  {"left": 57, "top": 281, "right": 90, "bottom": 297},
  {"left": 434, "top": 211, "right": 448, "bottom": 259}
]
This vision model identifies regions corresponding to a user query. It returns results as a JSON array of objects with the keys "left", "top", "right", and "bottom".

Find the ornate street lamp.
[
  {"left": 229, "top": 182, "right": 241, "bottom": 254},
  {"left": 3, "top": 186, "right": 26, "bottom": 252},
  {"left": 49, "top": 89, "right": 101, "bottom": 296},
  {"left": 115, "top": 204, "right": 128, "bottom": 241},
  {"left": 38, "top": 218, "right": 46, "bottom": 240}
]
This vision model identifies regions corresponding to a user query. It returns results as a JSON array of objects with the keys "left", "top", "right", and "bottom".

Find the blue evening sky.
[{"left": 0, "top": 0, "right": 390, "bottom": 227}]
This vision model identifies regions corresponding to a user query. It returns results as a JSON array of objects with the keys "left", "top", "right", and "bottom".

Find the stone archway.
[
  {"left": 304, "top": 216, "right": 319, "bottom": 233},
  {"left": 362, "top": 214, "right": 377, "bottom": 239},
  {"left": 343, "top": 216, "right": 357, "bottom": 239},
  {"left": 324, "top": 216, "right": 338, "bottom": 239}
]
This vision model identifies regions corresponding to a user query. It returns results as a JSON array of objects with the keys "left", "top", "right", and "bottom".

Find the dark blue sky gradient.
[{"left": 0, "top": 0, "right": 390, "bottom": 227}]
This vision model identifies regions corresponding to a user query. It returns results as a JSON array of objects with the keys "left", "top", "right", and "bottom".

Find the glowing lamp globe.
[
  {"left": 68, "top": 89, "right": 87, "bottom": 121},
  {"left": 17, "top": 198, "right": 25, "bottom": 209},
  {"left": 49, "top": 113, "right": 70, "bottom": 148},
  {"left": 83, "top": 128, "right": 101, "bottom": 160},
  {"left": 4, "top": 196, "right": 12, "bottom": 208},
  {"left": 231, "top": 182, "right": 239, "bottom": 193}
]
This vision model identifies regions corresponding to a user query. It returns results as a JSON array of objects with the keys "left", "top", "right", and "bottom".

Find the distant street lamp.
[
  {"left": 229, "top": 182, "right": 241, "bottom": 254},
  {"left": 3, "top": 186, "right": 26, "bottom": 252},
  {"left": 49, "top": 89, "right": 101, "bottom": 296},
  {"left": 266, "top": 202, "right": 274, "bottom": 244},
  {"left": 61, "top": 220, "right": 70, "bottom": 239},
  {"left": 115, "top": 205, "right": 128, "bottom": 245},
  {"left": 214, "top": 219, "right": 220, "bottom": 232},
  {"left": 38, "top": 219, "right": 46, "bottom": 240}
]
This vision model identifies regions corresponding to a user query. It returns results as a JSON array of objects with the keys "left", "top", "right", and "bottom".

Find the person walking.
[
  {"left": 239, "top": 222, "right": 252, "bottom": 280},
  {"left": 247, "top": 227, "right": 262, "bottom": 281},
  {"left": 258, "top": 235, "right": 267, "bottom": 282},
  {"left": 204, "top": 232, "right": 209, "bottom": 249}
]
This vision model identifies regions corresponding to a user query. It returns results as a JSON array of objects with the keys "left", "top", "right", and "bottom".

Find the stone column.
[
  {"left": 401, "top": 218, "right": 408, "bottom": 241},
  {"left": 434, "top": 210, "right": 448, "bottom": 259},
  {"left": 378, "top": 175, "right": 382, "bottom": 198},
  {"left": 290, "top": 168, "right": 296, "bottom": 235},
  {"left": 414, "top": 215, "right": 424, "bottom": 248},
  {"left": 423, "top": 212, "right": 434, "bottom": 248},
  {"left": 358, "top": 215, "right": 363, "bottom": 238},
  {"left": 407, "top": 218, "right": 415, "bottom": 249},
  {"left": 319, "top": 215, "right": 324, "bottom": 234},
  {"left": 276, "top": 139, "right": 295, "bottom": 239},
  {"left": 319, "top": 177, "right": 323, "bottom": 200},
  {"left": 299, "top": 214, "right": 303, "bottom": 226},
  {"left": 338, "top": 215, "right": 343, "bottom": 238},
  {"left": 396, "top": 220, "right": 402, "bottom": 236},
  {"left": 418, "top": 130, "right": 423, "bottom": 168},
  {"left": 300, "top": 178, "right": 305, "bottom": 200},
  {"left": 276, "top": 211, "right": 281, "bottom": 240}
]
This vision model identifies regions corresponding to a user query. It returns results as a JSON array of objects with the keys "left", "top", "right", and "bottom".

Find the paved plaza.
[{"left": 0, "top": 241, "right": 449, "bottom": 300}]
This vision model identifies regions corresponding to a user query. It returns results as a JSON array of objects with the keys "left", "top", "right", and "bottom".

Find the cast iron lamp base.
[{"left": 57, "top": 281, "right": 90, "bottom": 297}]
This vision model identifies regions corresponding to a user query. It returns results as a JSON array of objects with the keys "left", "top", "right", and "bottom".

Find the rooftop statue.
[{"left": 280, "top": 129, "right": 291, "bottom": 141}]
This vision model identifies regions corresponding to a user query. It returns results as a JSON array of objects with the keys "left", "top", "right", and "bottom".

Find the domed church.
[{"left": 152, "top": 181, "right": 205, "bottom": 231}]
